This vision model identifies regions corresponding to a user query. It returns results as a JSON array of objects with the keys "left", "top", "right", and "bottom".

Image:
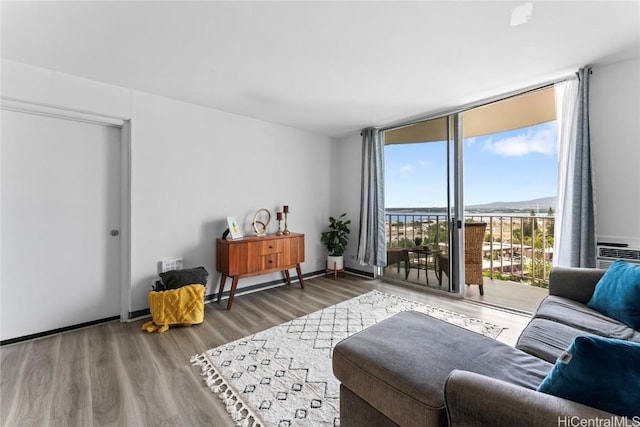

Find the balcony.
[{"left": 384, "top": 213, "right": 554, "bottom": 312}]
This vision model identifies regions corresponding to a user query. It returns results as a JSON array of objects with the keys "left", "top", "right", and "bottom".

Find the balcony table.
[{"left": 409, "top": 248, "right": 441, "bottom": 285}]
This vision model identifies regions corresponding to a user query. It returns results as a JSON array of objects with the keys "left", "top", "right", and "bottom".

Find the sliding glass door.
[
  {"left": 382, "top": 86, "right": 557, "bottom": 310},
  {"left": 382, "top": 114, "right": 463, "bottom": 295}
]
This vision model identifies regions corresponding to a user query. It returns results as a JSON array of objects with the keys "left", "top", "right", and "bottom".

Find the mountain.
[
  {"left": 386, "top": 196, "right": 558, "bottom": 213},
  {"left": 466, "top": 196, "right": 557, "bottom": 211}
]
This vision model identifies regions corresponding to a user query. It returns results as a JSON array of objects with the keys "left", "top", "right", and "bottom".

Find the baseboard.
[
  {"left": 345, "top": 268, "right": 374, "bottom": 278},
  {"left": 1, "top": 315, "right": 120, "bottom": 346},
  {"left": 128, "top": 269, "right": 328, "bottom": 320}
]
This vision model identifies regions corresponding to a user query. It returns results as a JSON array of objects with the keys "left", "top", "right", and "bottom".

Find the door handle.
[{"left": 110, "top": 229, "right": 120, "bottom": 236}]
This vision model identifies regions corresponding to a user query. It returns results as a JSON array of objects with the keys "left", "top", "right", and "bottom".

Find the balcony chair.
[
  {"left": 385, "top": 248, "right": 410, "bottom": 280},
  {"left": 437, "top": 222, "right": 487, "bottom": 295}
]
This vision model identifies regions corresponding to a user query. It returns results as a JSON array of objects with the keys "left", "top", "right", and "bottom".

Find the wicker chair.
[
  {"left": 385, "top": 248, "right": 410, "bottom": 280},
  {"left": 437, "top": 222, "right": 487, "bottom": 295}
]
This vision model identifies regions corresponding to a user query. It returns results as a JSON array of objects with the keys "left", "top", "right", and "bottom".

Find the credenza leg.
[
  {"left": 217, "top": 275, "right": 228, "bottom": 303},
  {"left": 284, "top": 270, "right": 291, "bottom": 285},
  {"left": 227, "top": 277, "right": 239, "bottom": 310},
  {"left": 296, "top": 264, "right": 305, "bottom": 289}
]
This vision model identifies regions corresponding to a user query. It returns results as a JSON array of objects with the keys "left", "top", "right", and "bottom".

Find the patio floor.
[{"left": 382, "top": 263, "right": 548, "bottom": 314}]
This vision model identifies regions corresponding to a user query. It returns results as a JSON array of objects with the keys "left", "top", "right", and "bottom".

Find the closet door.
[{"left": 1, "top": 109, "right": 121, "bottom": 341}]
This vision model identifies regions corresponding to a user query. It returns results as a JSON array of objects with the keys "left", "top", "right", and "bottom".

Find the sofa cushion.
[
  {"left": 537, "top": 335, "right": 640, "bottom": 417},
  {"left": 533, "top": 296, "right": 637, "bottom": 340},
  {"left": 333, "top": 311, "right": 552, "bottom": 427},
  {"left": 587, "top": 260, "right": 640, "bottom": 330},
  {"left": 548, "top": 267, "right": 604, "bottom": 304},
  {"left": 516, "top": 318, "right": 598, "bottom": 363}
]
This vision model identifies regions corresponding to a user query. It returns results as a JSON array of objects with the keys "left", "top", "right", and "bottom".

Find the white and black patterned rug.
[{"left": 191, "top": 290, "right": 504, "bottom": 427}]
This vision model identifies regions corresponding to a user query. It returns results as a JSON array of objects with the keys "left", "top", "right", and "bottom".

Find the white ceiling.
[{"left": 2, "top": 1, "right": 639, "bottom": 137}]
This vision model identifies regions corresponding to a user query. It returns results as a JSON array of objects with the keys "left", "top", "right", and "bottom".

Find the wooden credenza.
[{"left": 216, "top": 233, "right": 305, "bottom": 309}]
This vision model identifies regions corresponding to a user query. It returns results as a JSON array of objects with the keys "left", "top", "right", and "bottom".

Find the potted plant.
[{"left": 321, "top": 213, "right": 351, "bottom": 271}]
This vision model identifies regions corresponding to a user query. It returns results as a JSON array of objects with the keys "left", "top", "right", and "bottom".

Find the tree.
[
  {"left": 522, "top": 219, "right": 533, "bottom": 238},
  {"left": 530, "top": 209, "right": 539, "bottom": 232},
  {"left": 546, "top": 217, "right": 555, "bottom": 237},
  {"left": 524, "top": 228, "right": 553, "bottom": 287},
  {"left": 512, "top": 228, "right": 522, "bottom": 243}
]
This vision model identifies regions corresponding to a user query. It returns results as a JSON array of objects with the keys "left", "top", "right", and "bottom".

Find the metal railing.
[{"left": 385, "top": 213, "right": 555, "bottom": 287}]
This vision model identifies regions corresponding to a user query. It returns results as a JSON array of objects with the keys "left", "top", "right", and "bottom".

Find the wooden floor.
[
  {"left": 383, "top": 264, "right": 548, "bottom": 313},
  {"left": 1, "top": 274, "right": 532, "bottom": 427}
]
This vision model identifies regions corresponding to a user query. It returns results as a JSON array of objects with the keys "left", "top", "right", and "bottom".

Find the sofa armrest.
[
  {"left": 444, "top": 370, "right": 624, "bottom": 427},
  {"left": 548, "top": 267, "right": 606, "bottom": 304}
]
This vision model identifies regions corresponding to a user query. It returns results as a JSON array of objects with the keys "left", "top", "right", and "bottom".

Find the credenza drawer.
[
  {"left": 260, "top": 253, "right": 283, "bottom": 270},
  {"left": 248, "top": 240, "right": 285, "bottom": 256}
]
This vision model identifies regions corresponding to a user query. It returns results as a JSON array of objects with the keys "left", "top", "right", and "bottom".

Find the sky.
[{"left": 384, "top": 121, "right": 558, "bottom": 208}]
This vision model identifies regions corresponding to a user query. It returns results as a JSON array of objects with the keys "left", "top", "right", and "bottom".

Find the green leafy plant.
[{"left": 320, "top": 213, "right": 351, "bottom": 256}]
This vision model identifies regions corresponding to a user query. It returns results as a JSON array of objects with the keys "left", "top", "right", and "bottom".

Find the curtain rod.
[{"left": 377, "top": 73, "right": 577, "bottom": 134}]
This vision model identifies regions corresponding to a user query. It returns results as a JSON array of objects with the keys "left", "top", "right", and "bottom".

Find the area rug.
[{"left": 191, "top": 290, "right": 504, "bottom": 427}]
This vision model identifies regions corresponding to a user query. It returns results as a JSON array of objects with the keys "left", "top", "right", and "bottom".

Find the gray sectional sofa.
[{"left": 333, "top": 267, "right": 640, "bottom": 426}]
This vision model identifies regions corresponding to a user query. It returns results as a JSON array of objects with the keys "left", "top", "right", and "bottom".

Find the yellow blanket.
[{"left": 142, "top": 284, "right": 205, "bottom": 333}]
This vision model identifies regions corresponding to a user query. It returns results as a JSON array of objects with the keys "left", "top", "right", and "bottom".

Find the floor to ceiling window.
[
  {"left": 381, "top": 87, "right": 557, "bottom": 312},
  {"left": 383, "top": 116, "right": 456, "bottom": 293}
]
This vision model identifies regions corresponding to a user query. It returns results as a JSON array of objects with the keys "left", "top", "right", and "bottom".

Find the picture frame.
[{"left": 226, "top": 216, "right": 243, "bottom": 239}]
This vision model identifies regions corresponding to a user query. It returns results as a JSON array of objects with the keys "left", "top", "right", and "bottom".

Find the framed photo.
[{"left": 226, "top": 216, "right": 243, "bottom": 239}]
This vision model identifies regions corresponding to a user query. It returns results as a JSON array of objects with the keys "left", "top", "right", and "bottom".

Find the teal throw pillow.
[
  {"left": 587, "top": 259, "right": 640, "bottom": 329},
  {"left": 537, "top": 335, "right": 640, "bottom": 417}
]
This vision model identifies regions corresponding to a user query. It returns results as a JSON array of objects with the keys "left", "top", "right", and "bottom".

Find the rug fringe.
[{"left": 191, "top": 353, "right": 263, "bottom": 427}]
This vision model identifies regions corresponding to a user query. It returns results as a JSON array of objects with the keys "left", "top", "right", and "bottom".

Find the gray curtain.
[
  {"left": 357, "top": 128, "right": 387, "bottom": 266},
  {"left": 555, "top": 66, "right": 597, "bottom": 267}
]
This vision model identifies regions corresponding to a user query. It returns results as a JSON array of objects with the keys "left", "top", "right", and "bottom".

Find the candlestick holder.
[
  {"left": 276, "top": 212, "right": 284, "bottom": 236},
  {"left": 283, "top": 211, "right": 290, "bottom": 235}
]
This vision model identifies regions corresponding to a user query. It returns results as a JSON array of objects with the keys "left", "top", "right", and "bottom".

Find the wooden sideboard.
[{"left": 216, "top": 233, "right": 305, "bottom": 309}]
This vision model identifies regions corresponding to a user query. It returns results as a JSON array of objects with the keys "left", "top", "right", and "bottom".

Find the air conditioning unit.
[{"left": 596, "top": 245, "right": 640, "bottom": 269}]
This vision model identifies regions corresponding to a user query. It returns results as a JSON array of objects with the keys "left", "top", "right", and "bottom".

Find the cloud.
[
  {"left": 481, "top": 124, "right": 557, "bottom": 157},
  {"left": 398, "top": 160, "right": 431, "bottom": 177},
  {"left": 399, "top": 164, "right": 414, "bottom": 177}
]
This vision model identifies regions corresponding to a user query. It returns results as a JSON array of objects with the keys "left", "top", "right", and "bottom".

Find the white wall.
[
  {"left": 0, "top": 60, "right": 131, "bottom": 118},
  {"left": 129, "top": 91, "right": 333, "bottom": 311},
  {"left": 590, "top": 57, "right": 640, "bottom": 248},
  {"left": 2, "top": 59, "right": 334, "bottom": 317},
  {"left": 331, "top": 133, "right": 374, "bottom": 275}
]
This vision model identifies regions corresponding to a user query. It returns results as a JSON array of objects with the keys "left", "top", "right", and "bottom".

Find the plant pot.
[{"left": 327, "top": 255, "right": 344, "bottom": 271}]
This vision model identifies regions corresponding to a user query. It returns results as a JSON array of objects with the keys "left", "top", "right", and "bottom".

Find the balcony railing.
[{"left": 385, "top": 213, "right": 555, "bottom": 287}]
